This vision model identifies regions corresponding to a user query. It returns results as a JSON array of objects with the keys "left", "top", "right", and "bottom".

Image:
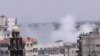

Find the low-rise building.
[{"left": 38, "top": 42, "right": 78, "bottom": 56}]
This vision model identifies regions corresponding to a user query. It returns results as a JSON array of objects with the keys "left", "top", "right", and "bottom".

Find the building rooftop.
[
  {"left": 0, "top": 37, "right": 37, "bottom": 44},
  {"left": 22, "top": 37, "right": 37, "bottom": 43}
]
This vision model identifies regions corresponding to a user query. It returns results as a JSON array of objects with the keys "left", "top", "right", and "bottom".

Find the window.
[
  {"left": 27, "top": 44, "right": 29, "bottom": 47},
  {"left": 31, "top": 50, "right": 33, "bottom": 52},
  {"left": 5, "top": 51, "right": 8, "bottom": 54},
  {"left": 30, "top": 43, "right": 33, "bottom": 47},
  {"left": 33, "top": 42, "right": 37, "bottom": 45},
  {"left": 33, "top": 48, "right": 38, "bottom": 53}
]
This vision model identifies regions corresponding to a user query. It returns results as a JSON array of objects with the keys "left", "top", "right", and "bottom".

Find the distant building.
[
  {"left": 38, "top": 42, "right": 78, "bottom": 56},
  {"left": 77, "top": 28, "right": 100, "bottom": 56},
  {"left": 4, "top": 17, "right": 16, "bottom": 38},
  {"left": 0, "top": 16, "right": 6, "bottom": 40},
  {"left": 7, "top": 17, "right": 16, "bottom": 32}
]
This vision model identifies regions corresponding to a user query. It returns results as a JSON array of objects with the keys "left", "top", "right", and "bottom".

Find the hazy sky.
[
  {"left": 0, "top": 0, "right": 100, "bottom": 23},
  {"left": 0, "top": 0, "right": 100, "bottom": 43}
]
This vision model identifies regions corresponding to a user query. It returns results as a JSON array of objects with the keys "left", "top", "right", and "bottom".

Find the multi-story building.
[
  {"left": 6, "top": 17, "right": 16, "bottom": 31},
  {"left": 0, "top": 16, "right": 16, "bottom": 40},
  {"left": 77, "top": 28, "right": 100, "bottom": 56},
  {"left": 0, "top": 38, "right": 78, "bottom": 56},
  {"left": 4, "top": 17, "right": 16, "bottom": 38},
  {"left": 0, "top": 37, "right": 37, "bottom": 56},
  {"left": 0, "top": 15, "right": 38, "bottom": 56},
  {"left": 23, "top": 37, "right": 38, "bottom": 56},
  {"left": 0, "top": 16, "right": 6, "bottom": 40}
]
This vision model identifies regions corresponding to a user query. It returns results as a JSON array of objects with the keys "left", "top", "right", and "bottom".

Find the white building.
[
  {"left": 5, "top": 17, "right": 16, "bottom": 38},
  {"left": 0, "top": 16, "right": 16, "bottom": 40},
  {"left": 0, "top": 16, "right": 6, "bottom": 40},
  {"left": 23, "top": 37, "right": 38, "bottom": 56},
  {"left": 6, "top": 17, "right": 16, "bottom": 32}
]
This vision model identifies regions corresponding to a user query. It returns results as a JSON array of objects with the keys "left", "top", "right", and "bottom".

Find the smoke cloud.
[
  {"left": 20, "top": 15, "right": 96, "bottom": 43},
  {"left": 78, "top": 23, "right": 96, "bottom": 34},
  {"left": 51, "top": 15, "right": 96, "bottom": 43}
]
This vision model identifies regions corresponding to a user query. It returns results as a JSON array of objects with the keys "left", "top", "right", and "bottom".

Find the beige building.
[{"left": 78, "top": 28, "right": 100, "bottom": 56}]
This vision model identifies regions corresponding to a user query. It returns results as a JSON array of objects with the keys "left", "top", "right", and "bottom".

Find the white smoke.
[
  {"left": 78, "top": 23, "right": 96, "bottom": 34},
  {"left": 51, "top": 15, "right": 96, "bottom": 43},
  {"left": 20, "top": 15, "right": 96, "bottom": 43}
]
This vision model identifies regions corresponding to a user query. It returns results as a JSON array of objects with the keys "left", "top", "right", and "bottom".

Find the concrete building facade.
[
  {"left": 77, "top": 28, "right": 100, "bottom": 56},
  {"left": 23, "top": 37, "right": 38, "bottom": 56}
]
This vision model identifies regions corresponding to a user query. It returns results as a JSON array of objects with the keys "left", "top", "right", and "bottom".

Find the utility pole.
[
  {"left": 63, "top": 43, "right": 70, "bottom": 56},
  {"left": 92, "top": 43, "right": 96, "bottom": 56},
  {"left": 88, "top": 34, "right": 91, "bottom": 56},
  {"left": 4, "top": 18, "right": 8, "bottom": 38},
  {"left": 63, "top": 43, "right": 66, "bottom": 56},
  {"left": 15, "top": 18, "right": 17, "bottom": 26},
  {"left": 67, "top": 45, "right": 70, "bottom": 56}
]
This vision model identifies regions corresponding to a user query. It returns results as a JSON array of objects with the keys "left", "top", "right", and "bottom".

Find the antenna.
[
  {"left": 5, "top": 18, "right": 8, "bottom": 27},
  {"left": 15, "top": 18, "right": 17, "bottom": 26},
  {"left": 4, "top": 18, "right": 8, "bottom": 32}
]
